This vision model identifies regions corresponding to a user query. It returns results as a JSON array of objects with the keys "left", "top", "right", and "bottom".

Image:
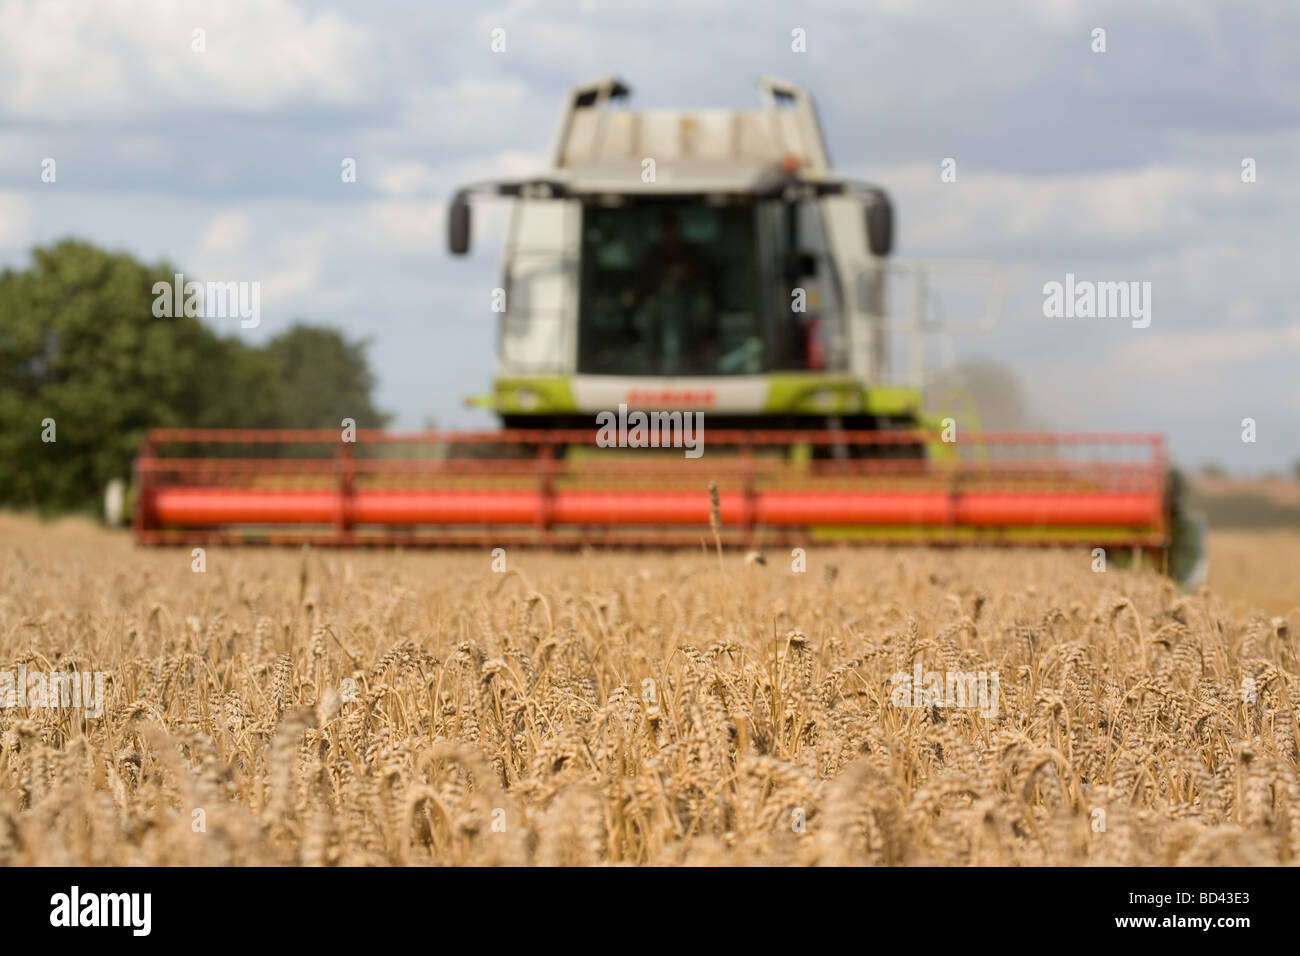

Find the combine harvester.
[{"left": 134, "top": 77, "right": 1192, "bottom": 575}]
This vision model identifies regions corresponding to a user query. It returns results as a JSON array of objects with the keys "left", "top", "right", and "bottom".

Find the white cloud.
[
  {"left": 0, "top": 0, "right": 378, "bottom": 121},
  {"left": 187, "top": 207, "right": 328, "bottom": 321},
  {"left": 261, "top": 231, "right": 329, "bottom": 308},
  {"left": 194, "top": 211, "right": 256, "bottom": 260},
  {"left": 375, "top": 150, "right": 549, "bottom": 199},
  {"left": 396, "top": 79, "right": 548, "bottom": 149},
  {"left": 853, "top": 162, "right": 1276, "bottom": 254},
  {"left": 0, "top": 192, "right": 33, "bottom": 248},
  {"left": 1226, "top": 297, "right": 1258, "bottom": 325}
]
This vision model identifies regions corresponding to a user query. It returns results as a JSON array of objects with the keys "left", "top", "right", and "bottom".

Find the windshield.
[{"left": 577, "top": 202, "right": 763, "bottom": 375}]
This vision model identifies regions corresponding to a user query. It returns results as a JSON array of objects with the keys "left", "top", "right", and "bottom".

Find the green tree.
[
  {"left": 262, "top": 324, "right": 390, "bottom": 429},
  {"left": 0, "top": 240, "right": 389, "bottom": 513}
]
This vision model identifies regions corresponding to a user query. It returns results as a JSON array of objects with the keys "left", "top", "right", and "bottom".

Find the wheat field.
[{"left": 1, "top": 512, "right": 1297, "bottom": 865}]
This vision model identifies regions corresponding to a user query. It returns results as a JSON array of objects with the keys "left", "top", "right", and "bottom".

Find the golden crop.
[{"left": 1, "top": 513, "right": 1296, "bottom": 865}]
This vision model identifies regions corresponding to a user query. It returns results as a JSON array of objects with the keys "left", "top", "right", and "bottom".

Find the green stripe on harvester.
[
  {"left": 762, "top": 376, "right": 924, "bottom": 417},
  {"left": 493, "top": 377, "right": 578, "bottom": 414},
  {"left": 492, "top": 374, "right": 926, "bottom": 419}
]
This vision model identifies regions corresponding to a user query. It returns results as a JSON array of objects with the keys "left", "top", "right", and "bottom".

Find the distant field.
[
  {"left": 0, "top": 513, "right": 1296, "bottom": 865},
  {"left": 1206, "top": 530, "right": 1300, "bottom": 618},
  {"left": 1190, "top": 477, "right": 1300, "bottom": 530}
]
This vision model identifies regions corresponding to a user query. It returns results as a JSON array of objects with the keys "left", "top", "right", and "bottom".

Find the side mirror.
[
  {"left": 865, "top": 191, "right": 893, "bottom": 257},
  {"left": 448, "top": 194, "right": 471, "bottom": 255}
]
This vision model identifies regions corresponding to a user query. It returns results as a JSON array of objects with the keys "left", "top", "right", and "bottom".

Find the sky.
[{"left": 2, "top": 0, "right": 1298, "bottom": 472}]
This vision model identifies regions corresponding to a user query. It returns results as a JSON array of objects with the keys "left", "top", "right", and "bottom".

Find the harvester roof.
[{"left": 548, "top": 75, "right": 833, "bottom": 184}]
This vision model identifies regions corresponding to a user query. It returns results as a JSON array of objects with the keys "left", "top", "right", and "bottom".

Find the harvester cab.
[
  {"left": 448, "top": 75, "right": 955, "bottom": 434},
  {"left": 133, "top": 77, "right": 1188, "bottom": 580}
]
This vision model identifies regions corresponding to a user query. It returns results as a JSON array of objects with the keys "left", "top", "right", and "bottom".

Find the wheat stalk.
[{"left": 707, "top": 480, "right": 723, "bottom": 574}]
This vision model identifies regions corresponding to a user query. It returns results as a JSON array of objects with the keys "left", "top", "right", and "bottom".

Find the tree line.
[{"left": 0, "top": 240, "right": 390, "bottom": 513}]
